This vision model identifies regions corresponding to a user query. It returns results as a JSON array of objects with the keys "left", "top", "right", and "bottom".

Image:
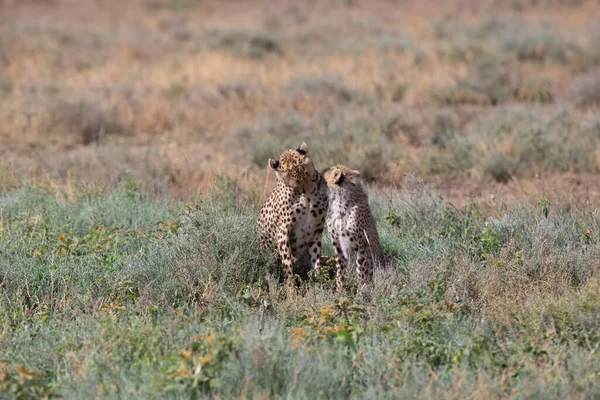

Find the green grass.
[{"left": 1, "top": 178, "right": 600, "bottom": 398}]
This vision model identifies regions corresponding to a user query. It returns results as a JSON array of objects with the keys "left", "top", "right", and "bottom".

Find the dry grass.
[{"left": 1, "top": 0, "right": 599, "bottom": 202}]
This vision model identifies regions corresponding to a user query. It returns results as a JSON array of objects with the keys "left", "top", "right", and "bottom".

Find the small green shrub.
[
  {"left": 483, "top": 152, "right": 518, "bottom": 183},
  {"left": 569, "top": 68, "right": 600, "bottom": 109},
  {"left": 229, "top": 112, "right": 309, "bottom": 167},
  {"left": 432, "top": 56, "right": 554, "bottom": 106},
  {"left": 288, "top": 19, "right": 414, "bottom": 58},
  {"left": 121, "top": 198, "right": 279, "bottom": 307},
  {"left": 475, "top": 16, "right": 582, "bottom": 64},
  {"left": 204, "top": 28, "right": 282, "bottom": 59},
  {"left": 0, "top": 77, "right": 12, "bottom": 94},
  {"left": 230, "top": 110, "right": 397, "bottom": 181},
  {"left": 287, "top": 74, "right": 362, "bottom": 104},
  {"left": 424, "top": 107, "right": 600, "bottom": 179},
  {"left": 50, "top": 99, "right": 129, "bottom": 145},
  {"left": 435, "top": 15, "right": 583, "bottom": 65},
  {"left": 312, "top": 113, "right": 396, "bottom": 180},
  {"left": 249, "top": 138, "right": 280, "bottom": 168},
  {"left": 145, "top": 0, "right": 198, "bottom": 11},
  {"left": 429, "top": 85, "right": 489, "bottom": 106}
]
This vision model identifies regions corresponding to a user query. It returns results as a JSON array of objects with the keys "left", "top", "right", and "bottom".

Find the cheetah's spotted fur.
[
  {"left": 322, "top": 164, "right": 391, "bottom": 291},
  {"left": 257, "top": 143, "right": 328, "bottom": 286}
]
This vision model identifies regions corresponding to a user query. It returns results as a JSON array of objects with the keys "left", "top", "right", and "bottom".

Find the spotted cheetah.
[
  {"left": 257, "top": 142, "right": 328, "bottom": 287},
  {"left": 322, "top": 164, "right": 390, "bottom": 291}
]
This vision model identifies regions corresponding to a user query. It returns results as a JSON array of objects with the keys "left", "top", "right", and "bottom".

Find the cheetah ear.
[
  {"left": 333, "top": 169, "right": 344, "bottom": 185},
  {"left": 269, "top": 158, "right": 280, "bottom": 170},
  {"left": 297, "top": 142, "right": 308, "bottom": 155},
  {"left": 348, "top": 169, "right": 361, "bottom": 177}
]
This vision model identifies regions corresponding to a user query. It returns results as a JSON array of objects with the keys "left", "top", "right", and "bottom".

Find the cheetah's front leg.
[
  {"left": 331, "top": 234, "right": 347, "bottom": 292},
  {"left": 277, "top": 226, "right": 294, "bottom": 288},
  {"left": 308, "top": 225, "right": 325, "bottom": 272},
  {"left": 356, "top": 248, "right": 373, "bottom": 292},
  {"left": 309, "top": 203, "right": 327, "bottom": 270}
]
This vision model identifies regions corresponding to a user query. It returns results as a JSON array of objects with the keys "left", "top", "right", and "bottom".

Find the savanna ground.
[{"left": 1, "top": 0, "right": 600, "bottom": 398}]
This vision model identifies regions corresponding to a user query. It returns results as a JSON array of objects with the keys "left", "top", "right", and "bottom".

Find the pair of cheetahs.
[{"left": 257, "top": 142, "right": 391, "bottom": 291}]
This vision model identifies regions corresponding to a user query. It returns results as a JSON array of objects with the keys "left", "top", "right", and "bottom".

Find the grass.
[
  {"left": 1, "top": 177, "right": 599, "bottom": 398},
  {"left": 2, "top": 1, "right": 600, "bottom": 397}
]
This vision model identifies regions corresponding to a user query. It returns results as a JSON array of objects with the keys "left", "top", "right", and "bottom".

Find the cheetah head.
[
  {"left": 269, "top": 142, "right": 316, "bottom": 190},
  {"left": 322, "top": 164, "right": 361, "bottom": 187}
]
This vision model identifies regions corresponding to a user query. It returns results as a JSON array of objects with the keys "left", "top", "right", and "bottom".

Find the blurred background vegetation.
[{"left": 1, "top": 0, "right": 599, "bottom": 201}]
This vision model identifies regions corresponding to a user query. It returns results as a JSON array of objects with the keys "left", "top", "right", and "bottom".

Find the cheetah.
[
  {"left": 257, "top": 142, "right": 329, "bottom": 287},
  {"left": 322, "top": 164, "right": 390, "bottom": 291}
]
